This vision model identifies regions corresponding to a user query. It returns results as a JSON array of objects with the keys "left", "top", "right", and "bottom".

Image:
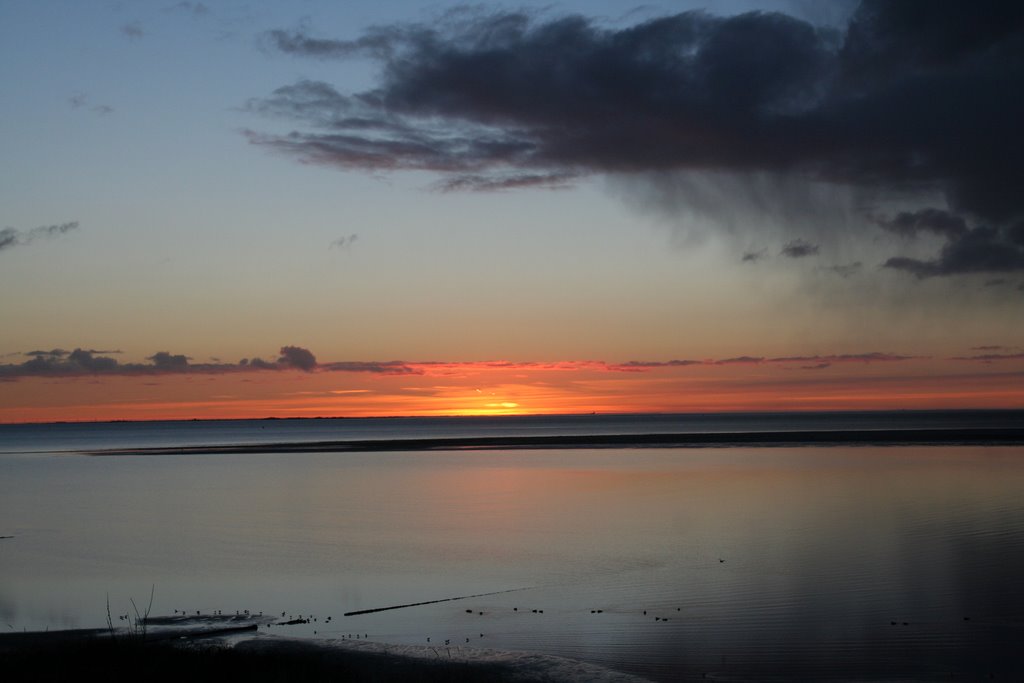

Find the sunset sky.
[{"left": 2, "top": 0, "right": 1023, "bottom": 422}]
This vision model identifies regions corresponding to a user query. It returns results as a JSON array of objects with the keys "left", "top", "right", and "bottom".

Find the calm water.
[
  {"left": 2, "top": 409, "right": 1022, "bottom": 454},
  {"left": 2, "top": 414, "right": 1023, "bottom": 680}
]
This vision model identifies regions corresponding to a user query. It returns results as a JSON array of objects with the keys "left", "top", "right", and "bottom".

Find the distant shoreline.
[
  {"left": 86, "top": 427, "right": 1024, "bottom": 456},
  {"left": 4, "top": 407, "right": 1024, "bottom": 427}
]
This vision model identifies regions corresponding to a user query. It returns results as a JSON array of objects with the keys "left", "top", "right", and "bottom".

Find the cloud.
[
  {"left": 330, "top": 234, "right": 358, "bottom": 250},
  {"left": 741, "top": 249, "right": 767, "bottom": 263},
  {"left": 613, "top": 352, "right": 922, "bottom": 370},
  {"left": 252, "top": 10, "right": 839, "bottom": 185},
  {"left": 0, "top": 347, "right": 316, "bottom": 378},
  {"left": 322, "top": 361, "right": 422, "bottom": 375},
  {"left": 0, "top": 222, "right": 79, "bottom": 252},
  {"left": 714, "top": 356, "right": 766, "bottom": 365},
  {"left": 250, "top": 2, "right": 1024, "bottom": 275},
  {"left": 0, "top": 347, "right": 924, "bottom": 379},
  {"left": 821, "top": 261, "right": 862, "bottom": 277},
  {"left": 610, "top": 360, "right": 703, "bottom": 372},
  {"left": 277, "top": 345, "right": 317, "bottom": 371},
  {"left": 166, "top": 2, "right": 209, "bottom": 17},
  {"left": 120, "top": 21, "right": 144, "bottom": 39},
  {"left": 874, "top": 208, "right": 968, "bottom": 239},
  {"left": 780, "top": 239, "right": 819, "bottom": 258},
  {"left": 68, "top": 94, "right": 113, "bottom": 115},
  {"left": 950, "top": 352, "right": 1024, "bottom": 362},
  {"left": 24, "top": 349, "right": 70, "bottom": 358},
  {"left": 148, "top": 351, "right": 190, "bottom": 370},
  {"left": 9, "top": 349, "right": 127, "bottom": 377},
  {"left": 884, "top": 226, "right": 1024, "bottom": 278},
  {"left": 25, "top": 348, "right": 121, "bottom": 357},
  {"left": 767, "top": 352, "right": 922, "bottom": 364}
]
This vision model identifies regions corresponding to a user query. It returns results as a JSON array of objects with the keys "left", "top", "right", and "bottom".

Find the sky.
[{"left": 1, "top": 0, "right": 1023, "bottom": 422}]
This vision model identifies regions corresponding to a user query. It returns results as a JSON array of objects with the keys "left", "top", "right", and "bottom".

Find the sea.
[{"left": 1, "top": 410, "right": 1023, "bottom": 681}]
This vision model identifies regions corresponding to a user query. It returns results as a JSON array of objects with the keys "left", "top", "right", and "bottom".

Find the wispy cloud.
[
  {"left": 0, "top": 222, "right": 79, "bottom": 252},
  {"left": 68, "top": 93, "right": 114, "bottom": 115},
  {"left": 120, "top": 21, "right": 144, "bottom": 40},
  {"left": 780, "top": 239, "right": 819, "bottom": 259},
  {"left": 166, "top": 2, "right": 209, "bottom": 18},
  {"left": 821, "top": 262, "right": 862, "bottom": 277},
  {"left": 949, "top": 352, "right": 1024, "bottom": 362},
  {"left": 330, "top": 234, "right": 358, "bottom": 250},
  {"left": 322, "top": 361, "right": 421, "bottom": 375},
  {"left": 741, "top": 249, "right": 767, "bottom": 263}
]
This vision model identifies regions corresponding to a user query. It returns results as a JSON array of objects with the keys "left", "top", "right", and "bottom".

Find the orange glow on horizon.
[{"left": 0, "top": 358, "right": 1022, "bottom": 424}]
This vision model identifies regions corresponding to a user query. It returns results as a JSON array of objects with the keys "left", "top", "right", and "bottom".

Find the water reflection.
[{"left": 1, "top": 446, "right": 1022, "bottom": 680}]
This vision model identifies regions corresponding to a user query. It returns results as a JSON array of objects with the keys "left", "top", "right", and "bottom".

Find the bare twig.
[{"left": 106, "top": 593, "right": 116, "bottom": 639}]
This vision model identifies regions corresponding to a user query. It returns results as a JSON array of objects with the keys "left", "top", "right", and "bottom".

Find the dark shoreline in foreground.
[
  {"left": 85, "top": 427, "right": 1024, "bottom": 456},
  {"left": 0, "top": 628, "right": 650, "bottom": 682},
  {"left": 0, "top": 633, "right": 534, "bottom": 683}
]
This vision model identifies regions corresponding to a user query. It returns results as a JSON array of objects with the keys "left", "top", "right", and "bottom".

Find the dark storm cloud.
[
  {"left": 780, "top": 239, "right": 819, "bottom": 258},
  {"left": 252, "top": 1, "right": 1024, "bottom": 275},
  {"left": 253, "top": 10, "right": 839, "bottom": 185},
  {"left": 0, "top": 222, "right": 79, "bottom": 252},
  {"left": 884, "top": 226, "right": 1024, "bottom": 277},
  {"left": 874, "top": 209, "right": 968, "bottom": 239}
]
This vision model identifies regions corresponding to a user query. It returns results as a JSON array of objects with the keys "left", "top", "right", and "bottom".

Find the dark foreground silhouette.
[{"left": 0, "top": 634, "right": 525, "bottom": 683}]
